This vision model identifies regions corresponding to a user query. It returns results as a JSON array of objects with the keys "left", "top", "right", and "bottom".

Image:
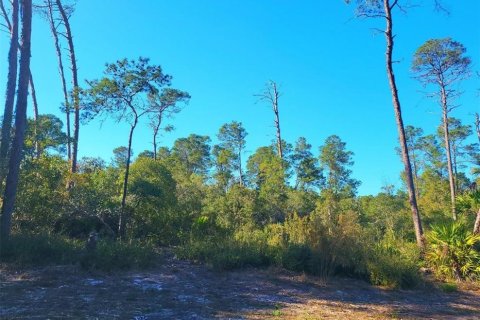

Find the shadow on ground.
[{"left": 1, "top": 252, "right": 479, "bottom": 319}]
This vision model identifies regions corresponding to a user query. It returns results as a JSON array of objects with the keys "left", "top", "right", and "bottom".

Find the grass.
[
  {"left": 438, "top": 282, "right": 458, "bottom": 293},
  {"left": 0, "top": 232, "right": 157, "bottom": 271}
]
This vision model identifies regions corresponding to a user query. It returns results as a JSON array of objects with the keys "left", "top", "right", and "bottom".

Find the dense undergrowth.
[
  {"left": 0, "top": 233, "right": 157, "bottom": 271},
  {"left": 1, "top": 128, "right": 479, "bottom": 288}
]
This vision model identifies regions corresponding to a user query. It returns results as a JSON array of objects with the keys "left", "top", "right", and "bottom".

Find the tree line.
[{"left": 0, "top": 0, "right": 479, "bottom": 283}]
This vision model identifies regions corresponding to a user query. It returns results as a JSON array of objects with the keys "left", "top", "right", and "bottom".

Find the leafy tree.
[
  {"left": 78, "top": 157, "right": 106, "bottom": 174},
  {"left": 318, "top": 135, "right": 359, "bottom": 227},
  {"left": 319, "top": 135, "right": 359, "bottom": 197},
  {"left": 24, "top": 114, "right": 67, "bottom": 158},
  {"left": 291, "top": 137, "right": 323, "bottom": 191},
  {"left": 418, "top": 134, "right": 445, "bottom": 177},
  {"left": 412, "top": 38, "right": 471, "bottom": 220},
  {"left": 82, "top": 57, "right": 173, "bottom": 238},
  {"left": 15, "top": 155, "right": 69, "bottom": 233},
  {"left": 247, "top": 146, "right": 287, "bottom": 224},
  {"left": 137, "top": 150, "right": 155, "bottom": 159},
  {"left": 171, "top": 134, "right": 211, "bottom": 177},
  {"left": 112, "top": 146, "right": 130, "bottom": 169},
  {"left": 148, "top": 88, "right": 190, "bottom": 160},
  {"left": 217, "top": 121, "right": 248, "bottom": 186},
  {"left": 128, "top": 157, "right": 177, "bottom": 243},
  {"left": 212, "top": 145, "right": 234, "bottom": 192}
]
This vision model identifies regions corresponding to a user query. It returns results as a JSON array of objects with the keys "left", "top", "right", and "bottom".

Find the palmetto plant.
[{"left": 426, "top": 222, "right": 480, "bottom": 280}]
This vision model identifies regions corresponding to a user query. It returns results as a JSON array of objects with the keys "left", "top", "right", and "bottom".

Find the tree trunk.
[
  {"left": 384, "top": 0, "right": 424, "bottom": 250},
  {"left": 56, "top": 0, "right": 79, "bottom": 173},
  {"left": 475, "top": 113, "right": 480, "bottom": 144},
  {"left": 272, "top": 82, "right": 283, "bottom": 160},
  {"left": 119, "top": 117, "right": 137, "bottom": 239},
  {"left": 441, "top": 88, "right": 456, "bottom": 220},
  {"left": 238, "top": 149, "right": 244, "bottom": 186},
  {"left": 473, "top": 208, "right": 480, "bottom": 235},
  {"left": 47, "top": 0, "right": 71, "bottom": 160},
  {"left": 29, "top": 72, "right": 40, "bottom": 158},
  {"left": 410, "top": 146, "right": 420, "bottom": 200},
  {"left": 0, "top": 0, "right": 19, "bottom": 188},
  {"left": 153, "top": 115, "right": 161, "bottom": 160},
  {"left": 0, "top": 0, "right": 32, "bottom": 242}
]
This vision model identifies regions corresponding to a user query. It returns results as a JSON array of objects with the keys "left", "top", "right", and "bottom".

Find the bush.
[
  {"left": 438, "top": 282, "right": 458, "bottom": 293},
  {"left": 80, "top": 240, "right": 157, "bottom": 271},
  {"left": 367, "top": 246, "right": 422, "bottom": 289},
  {"left": 1, "top": 233, "right": 157, "bottom": 271},
  {"left": 0, "top": 233, "right": 82, "bottom": 265},
  {"left": 426, "top": 222, "right": 480, "bottom": 281}
]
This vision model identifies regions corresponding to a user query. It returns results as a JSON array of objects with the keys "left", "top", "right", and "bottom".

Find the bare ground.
[{"left": 1, "top": 252, "right": 479, "bottom": 319}]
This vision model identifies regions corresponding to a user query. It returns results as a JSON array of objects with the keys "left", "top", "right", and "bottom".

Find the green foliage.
[
  {"left": 128, "top": 157, "right": 180, "bottom": 244},
  {"left": 24, "top": 114, "right": 68, "bottom": 157},
  {"left": 438, "top": 282, "right": 458, "bottom": 293},
  {"left": 0, "top": 233, "right": 82, "bottom": 266},
  {"left": 0, "top": 233, "right": 156, "bottom": 271},
  {"left": 319, "top": 135, "right": 360, "bottom": 197},
  {"left": 426, "top": 222, "right": 480, "bottom": 280},
  {"left": 80, "top": 239, "right": 156, "bottom": 271},
  {"left": 412, "top": 38, "right": 471, "bottom": 86},
  {"left": 15, "top": 155, "right": 69, "bottom": 232},
  {"left": 367, "top": 237, "right": 422, "bottom": 289},
  {"left": 291, "top": 137, "right": 323, "bottom": 191}
]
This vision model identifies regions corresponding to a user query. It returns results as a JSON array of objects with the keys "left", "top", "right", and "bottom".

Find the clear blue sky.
[{"left": 0, "top": 0, "right": 479, "bottom": 195}]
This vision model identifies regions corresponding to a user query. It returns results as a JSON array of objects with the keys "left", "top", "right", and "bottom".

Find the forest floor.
[{"left": 1, "top": 250, "right": 480, "bottom": 319}]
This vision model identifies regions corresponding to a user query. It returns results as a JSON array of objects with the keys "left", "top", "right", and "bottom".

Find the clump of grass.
[
  {"left": 0, "top": 233, "right": 82, "bottom": 266},
  {"left": 1, "top": 232, "right": 157, "bottom": 271},
  {"left": 438, "top": 282, "right": 457, "bottom": 293},
  {"left": 80, "top": 239, "right": 157, "bottom": 271}
]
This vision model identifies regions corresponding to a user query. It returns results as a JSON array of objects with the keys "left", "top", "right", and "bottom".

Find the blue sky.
[{"left": 0, "top": 0, "right": 479, "bottom": 195}]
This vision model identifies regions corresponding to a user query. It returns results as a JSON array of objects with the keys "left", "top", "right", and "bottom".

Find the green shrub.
[
  {"left": 80, "top": 240, "right": 156, "bottom": 271},
  {"left": 0, "top": 233, "right": 157, "bottom": 271},
  {"left": 438, "top": 282, "right": 458, "bottom": 293},
  {"left": 366, "top": 239, "right": 422, "bottom": 289},
  {"left": 426, "top": 222, "right": 480, "bottom": 281},
  {"left": 177, "top": 231, "right": 271, "bottom": 270},
  {"left": 367, "top": 249, "right": 421, "bottom": 289},
  {"left": 0, "top": 233, "right": 82, "bottom": 265}
]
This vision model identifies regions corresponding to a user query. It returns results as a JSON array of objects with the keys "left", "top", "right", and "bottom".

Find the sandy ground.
[{"left": 1, "top": 252, "right": 479, "bottom": 319}]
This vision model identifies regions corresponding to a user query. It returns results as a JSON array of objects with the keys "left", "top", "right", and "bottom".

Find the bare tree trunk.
[
  {"left": 474, "top": 208, "right": 480, "bottom": 235},
  {"left": 119, "top": 116, "right": 138, "bottom": 239},
  {"left": 29, "top": 72, "right": 40, "bottom": 158},
  {"left": 152, "top": 115, "right": 161, "bottom": 160},
  {"left": 238, "top": 149, "right": 244, "bottom": 186},
  {"left": 384, "top": 0, "right": 424, "bottom": 250},
  {"left": 56, "top": 0, "right": 79, "bottom": 173},
  {"left": 47, "top": 0, "right": 71, "bottom": 160},
  {"left": 1, "top": 0, "right": 32, "bottom": 242},
  {"left": 475, "top": 113, "right": 480, "bottom": 144},
  {"left": 441, "top": 88, "right": 456, "bottom": 220},
  {"left": 271, "top": 82, "right": 283, "bottom": 159},
  {"left": 410, "top": 144, "right": 420, "bottom": 199},
  {"left": 256, "top": 81, "right": 283, "bottom": 159},
  {"left": 0, "top": 0, "right": 19, "bottom": 188}
]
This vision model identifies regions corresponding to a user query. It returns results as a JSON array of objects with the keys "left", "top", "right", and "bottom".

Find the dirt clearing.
[{"left": 1, "top": 252, "right": 479, "bottom": 319}]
